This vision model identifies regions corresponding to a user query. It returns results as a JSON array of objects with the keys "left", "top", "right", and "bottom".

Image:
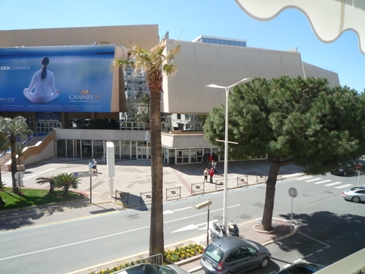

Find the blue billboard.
[{"left": 0, "top": 45, "right": 119, "bottom": 112}]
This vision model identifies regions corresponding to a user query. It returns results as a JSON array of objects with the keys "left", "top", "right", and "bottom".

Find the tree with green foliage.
[
  {"left": 0, "top": 131, "right": 10, "bottom": 190},
  {"left": 54, "top": 173, "right": 80, "bottom": 198},
  {"left": 36, "top": 175, "right": 56, "bottom": 195},
  {"left": 113, "top": 38, "right": 180, "bottom": 256},
  {"left": 204, "top": 76, "right": 365, "bottom": 231},
  {"left": 0, "top": 116, "right": 33, "bottom": 194}
]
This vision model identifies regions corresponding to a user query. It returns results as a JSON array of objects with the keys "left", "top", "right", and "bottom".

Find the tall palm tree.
[
  {"left": 0, "top": 131, "right": 10, "bottom": 190},
  {"left": 0, "top": 116, "right": 33, "bottom": 194},
  {"left": 113, "top": 38, "right": 180, "bottom": 256},
  {"left": 54, "top": 173, "right": 80, "bottom": 198}
]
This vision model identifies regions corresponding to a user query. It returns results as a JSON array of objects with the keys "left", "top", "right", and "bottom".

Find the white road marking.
[
  {"left": 317, "top": 249, "right": 323, "bottom": 253},
  {"left": 24, "top": 169, "right": 56, "bottom": 180},
  {"left": 325, "top": 182, "right": 341, "bottom": 187},
  {"left": 305, "top": 253, "right": 313, "bottom": 258},
  {"left": 298, "top": 232, "right": 330, "bottom": 248},
  {"left": 163, "top": 206, "right": 192, "bottom": 214},
  {"left": 171, "top": 220, "right": 217, "bottom": 233},
  {"left": 305, "top": 178, "right": 322, "bottom": 182},
  {"left": 164, "top": 204, "right": 240, "bottom": 225},
  {"left": 296, "top": 176, "right": 313, "bottom": 181},
  {"left": 335, "top": 184, "right": 353, "bottom": 189},
  {"left": 294, "top": 259, "right": 302, "bottom": 263},
  {"left": 315, "top": 180, "right": 331, "bottom": 184}
]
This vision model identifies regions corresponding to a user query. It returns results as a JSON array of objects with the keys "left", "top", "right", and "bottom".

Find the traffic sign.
[
  {"left": 15, "top": 172, "right": 24, "bottom": 179},
  {"left": 73, "top": 171, "right": 93, "bottom": 178},
  {"left": 288, "top": 187, "right": 298, "bottom": 198}
]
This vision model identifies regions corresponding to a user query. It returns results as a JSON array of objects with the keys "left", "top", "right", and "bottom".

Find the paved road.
[{"left": 1, "top": 158, "right": 364, "bottom": 273}]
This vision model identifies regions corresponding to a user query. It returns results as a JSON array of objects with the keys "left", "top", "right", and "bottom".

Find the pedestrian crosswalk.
[{"left": 296, "top": 176, "right": 355, "bottom": 189}]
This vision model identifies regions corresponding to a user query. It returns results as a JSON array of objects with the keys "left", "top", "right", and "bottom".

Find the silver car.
[
  {"left": 200, "top": 236, "right": 271, "bottom": 274},
  {"left": 342, "top": 186, "right": 365, "bottom": 203},
  {"left": 115, "top": 263, "right": 190, "bottom": 274}
]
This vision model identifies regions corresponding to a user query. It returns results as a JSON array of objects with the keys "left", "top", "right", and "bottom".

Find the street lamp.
[{"left": 206, "top": 77, "right": 252, "bottom": 232}]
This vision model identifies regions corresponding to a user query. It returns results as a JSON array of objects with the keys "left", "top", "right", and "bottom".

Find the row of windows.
[{"left": 200, "top": 38, "right": 246, "bottom": 47}]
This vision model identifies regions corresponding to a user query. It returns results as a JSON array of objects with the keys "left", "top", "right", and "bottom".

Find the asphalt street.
[{"left": 1, "top": 159, "right": 365, "bottom": 273}]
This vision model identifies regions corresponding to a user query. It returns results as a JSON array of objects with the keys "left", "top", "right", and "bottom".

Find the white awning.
[{"left": 235, "top": 0, "right": 365, "bottom": 54}]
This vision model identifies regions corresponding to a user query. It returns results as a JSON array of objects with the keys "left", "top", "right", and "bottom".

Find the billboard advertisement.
[{"left": 0, "top": 45, "right": 117, "bottom": 112}]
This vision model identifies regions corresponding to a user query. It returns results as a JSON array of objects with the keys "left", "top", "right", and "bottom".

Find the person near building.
[
  {"left": 204, "top": 168, "right": 209, "bottom": 182},
  {"left": 213, "top": 161, "right": 218, "bottom": 174},
  {"left": 88, "top": 160, "right": 93, "bottom": 171},
  {"left": 208, "top": 154, "right": 213, "bottom": 167},
  {"left": 92, "top": 158, "right": 98, "bottom": 174},
  {"left": 209, "top": 168, "right": 215, "bottom": 183}
]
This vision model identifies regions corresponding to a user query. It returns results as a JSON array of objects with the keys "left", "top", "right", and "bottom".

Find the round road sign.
[{"left": 288, "top": 187, "right": 298, "bottom": 198}]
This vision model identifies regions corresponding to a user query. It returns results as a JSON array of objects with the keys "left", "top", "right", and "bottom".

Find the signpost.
[
  {"left": 73, "top": 171, "right": 93, "bottom": 203},
  {"left": 288, "top": 187, "right": 298, "bottom": 228},
  {"left": 196, "top": 199, "right": 213, "bottom": 246}
]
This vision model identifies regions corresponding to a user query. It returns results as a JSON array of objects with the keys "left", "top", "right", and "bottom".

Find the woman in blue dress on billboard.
[{"left": 24, "top": 57, "right": 60, "bottom": 104}]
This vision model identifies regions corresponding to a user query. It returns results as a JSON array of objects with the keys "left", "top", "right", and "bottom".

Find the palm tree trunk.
[
  {"left": 63, "top": 185, "right": 69, "bottom": 198},
  {"left": 149, "top": 88, "right": 164, "bottom": 257},
  {"left": 10, "top": 134, "right": 19, "bottom": 194}
]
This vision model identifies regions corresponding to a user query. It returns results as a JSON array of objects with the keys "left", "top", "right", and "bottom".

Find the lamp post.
[{"left": 206, "top": 77, "right": 252, "bottom": 231}]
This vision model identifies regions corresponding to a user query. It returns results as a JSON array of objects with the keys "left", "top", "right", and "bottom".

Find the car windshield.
[
  {"left": 205, "top": 244, "right": 224, "bottom": 263},
  {"left": 120, "top": 265, "right": 178, "bottom": 274},
  {"left": 153, "top": 265, "right": 177, "bottom": 274},
  {"left": 350, "top": 187, "right": 361, "bottom": 191},
  {"left": 245, "top": 240, "right": 259, "bottom": 252}
]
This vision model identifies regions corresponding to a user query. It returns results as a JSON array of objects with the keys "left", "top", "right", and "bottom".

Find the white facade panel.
[
  {"left": 303, "top": 62, "right": 340, "bottom": 87},
  {"left": 163, "top": 40, "right": 306, "bottom": 114},
  {"left": 161, "top": 133, "right": 214, "bottom": 149}
]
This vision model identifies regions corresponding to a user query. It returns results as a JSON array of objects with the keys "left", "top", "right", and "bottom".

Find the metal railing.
[{"left": 166, "top": 187, "right": 181, "bottom": 201}]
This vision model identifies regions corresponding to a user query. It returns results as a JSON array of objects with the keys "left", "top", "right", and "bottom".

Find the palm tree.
[
  {"left": 113, "top": 38, "right": 180, "bottom": 256},
  {"left": 54, "top": 173, "right": 80, "bottom": 198},
  {"left": 36, "top": 175, "right": 56, "bottom": 195},
  {"left": 0, "top": 116, "right": 33, "bottom": 194},
  {"left": 0, "top": 131, "right": 10, "bottom": 190}
]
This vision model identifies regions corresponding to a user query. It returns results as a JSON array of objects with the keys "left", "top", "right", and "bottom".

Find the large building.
[{"left": 0, "top": 25, "right": 340, "bottom": 166}]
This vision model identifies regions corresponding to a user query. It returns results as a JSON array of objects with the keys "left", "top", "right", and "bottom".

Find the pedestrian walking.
[
  {"left": 209, "top": 168, "right": 215, "bottom": 183},
  {"left": 92, "top": 158, "right": 98, "bottom": 174},
  {"left": 88, "top": 159, "right": 93, "bottom": 171},
  {"left": 204, "top": 168, "right": 209, "bottom": 182},
  {"left": 208, "top": 154, "right": 213, "bottom": 167},
  {"left": 213, "top": 161, "right": 218, "bottom": 174}
]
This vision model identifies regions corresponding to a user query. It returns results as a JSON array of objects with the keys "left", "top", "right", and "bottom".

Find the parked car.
[
  {"left": 331, "top": 162, "right": 356, "bottom": 176},
  {"left": 275, "top": 262, "right": 325, "bottom": 273},
  {"left": 200, "top": 236, "right": 271, "bottom": 274},
  {"left": 115, "top": 263, "right": 190, "bottom": 274},
  {"left": 342, "top": 186, "right": 365, "bottom": 203}
]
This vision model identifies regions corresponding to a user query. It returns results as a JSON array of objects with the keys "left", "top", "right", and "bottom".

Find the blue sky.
[{"left": 1, "top": 0, "right": 363, "bottom": 92}]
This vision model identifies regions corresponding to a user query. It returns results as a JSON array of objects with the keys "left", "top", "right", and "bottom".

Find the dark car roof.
[{"left": 211, "top": 236, "right": 250, "bottom": 252}]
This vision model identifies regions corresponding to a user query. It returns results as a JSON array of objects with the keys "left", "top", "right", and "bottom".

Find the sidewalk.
[
  {"left": 0, "top": 158, "right": 303, "bottom": 273},
  {"left": 2, "top": 157, "right": 304, "bottom": 204}
]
